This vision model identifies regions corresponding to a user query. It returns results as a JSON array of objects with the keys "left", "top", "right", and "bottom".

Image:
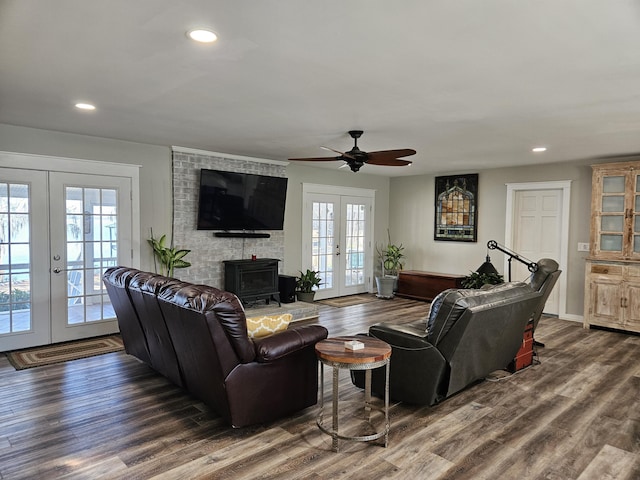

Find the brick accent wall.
[{"left": 171, "top": 149, "right": 286, "bottom": 288}]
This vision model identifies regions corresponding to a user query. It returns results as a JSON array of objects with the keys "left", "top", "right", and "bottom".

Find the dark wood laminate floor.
[{"left": 0, "top": 297, "right": 638, "bottom": 479}]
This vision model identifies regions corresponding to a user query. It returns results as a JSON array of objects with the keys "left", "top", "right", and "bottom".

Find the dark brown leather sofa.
[
  {"left": 103, "top": 266, "right": 328, "bottom": 427},
  {"left": 353, "top": 281, "right": 542, "bottom": 406}
]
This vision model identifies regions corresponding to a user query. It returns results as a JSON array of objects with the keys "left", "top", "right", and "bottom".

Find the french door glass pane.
[
  {"left": 602, "top": 196, "right": 624, "bottom": 212},
  {"left": 65, "top": 186, "right": 118, "bottom": 324},
  {"left": 635, "top": 235, "right": 640, "bottom": 253},
  {"left": 312, "top": 202, "right": 334, "bottom": 290},
  {"left": 344, "top": 204, "right": 365, "bottom": 287},
  {"left": 0, "top": 182, "right": 31, "bottom": 334},
  {"left": 601, "top": 215, "right": 624, "bottom": 232},
  {"left": 600, "top": 234, "right": 623, "bottom": 251},
  {"left": 603, "top": 176, "right": 625, "bottom": 193}
]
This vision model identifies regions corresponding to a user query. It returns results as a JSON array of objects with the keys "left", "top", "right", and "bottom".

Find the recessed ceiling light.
[
  {"left": 532, "top": 147, "right": 547, "bottom": 153},
  {"left": 75, "top": 103, "right": 96, "bottom": 111},
  {"left": 187, "top": 29, "right": 218, "bottom": 43}
]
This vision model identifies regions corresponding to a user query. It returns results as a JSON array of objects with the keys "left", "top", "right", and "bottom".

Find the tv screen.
[{"left": 197, "top": 169, "right": 288, "bottom": 230}]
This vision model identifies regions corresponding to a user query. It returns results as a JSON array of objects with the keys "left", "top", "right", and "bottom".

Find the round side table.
[{"left": 315, "top": 336, "right": 391, "bottom": 452}]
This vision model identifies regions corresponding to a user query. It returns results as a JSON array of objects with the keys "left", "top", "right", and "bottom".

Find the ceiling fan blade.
[
  {"left": 321, "top": 145, "right": 356, "bottom": 160},
  {"left": 288, "top": 156, "right": 342, "bottom": 162},
  {"left": 367, "top": 149, "right": 416, "bottom": 161},
  {"left": 366, "top": 157, "right": 413, "bottom": 167},
  {"left": 365, "top": 149, "right": 416, "bottom": 166}
]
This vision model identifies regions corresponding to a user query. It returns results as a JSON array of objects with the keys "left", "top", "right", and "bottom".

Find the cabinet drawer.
[
  {"left": 590, "top": 264, "right": 623, "bottom": 275},
  {"left": 626, "top": 265, "right": 640, "bottom": 278}
]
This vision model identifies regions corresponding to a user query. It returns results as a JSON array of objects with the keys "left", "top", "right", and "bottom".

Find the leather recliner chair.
[
  {"left": 103, "top": 267, "right": 328, "bottom": 427},
  {"left": 352, "top": 282, "right": 542, "bottom": 406},
  {"left": 529, "top": 258, "right": 561, "bottom": 346}
]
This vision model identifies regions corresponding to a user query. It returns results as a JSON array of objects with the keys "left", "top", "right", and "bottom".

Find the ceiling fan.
[{"left": 289, "top": 130, "right": 416, "bottom": 172}]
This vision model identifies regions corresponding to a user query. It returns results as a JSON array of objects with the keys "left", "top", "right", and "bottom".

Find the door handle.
[
  {"left": 53, "top": 267, "right": 74, "bottom": 274},
  {"left": 53, "top": 267, "right": 81, "bottom": 274}
]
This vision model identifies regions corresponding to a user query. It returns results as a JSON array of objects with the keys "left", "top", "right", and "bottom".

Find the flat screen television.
[{"left": 197, "top": 169, "right": 288, "bottom": 230}]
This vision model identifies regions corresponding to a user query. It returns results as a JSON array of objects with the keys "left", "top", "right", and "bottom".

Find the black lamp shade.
[{"left": 476, "top": 255, "right": 499, "bottom": 275}]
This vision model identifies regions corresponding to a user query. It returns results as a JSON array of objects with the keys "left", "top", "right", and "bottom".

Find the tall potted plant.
[
  {"left": 375, "top": 231, "right": 405, "bottom": 298},
  {"left": 295, "top": 269, "right": 322, "bottom": 303},
  {"left": 148, "top": 229, "right": 191, "bottom": 277}
]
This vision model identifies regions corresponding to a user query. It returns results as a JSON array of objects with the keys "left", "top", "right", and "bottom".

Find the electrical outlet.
[{"left": 578, "top": 242, "right": 590, "bottom": 252}]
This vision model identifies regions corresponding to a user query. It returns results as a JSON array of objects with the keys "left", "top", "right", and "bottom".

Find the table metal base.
[{"left": 316, "top": 358, "right": 390, "bottom": 452}]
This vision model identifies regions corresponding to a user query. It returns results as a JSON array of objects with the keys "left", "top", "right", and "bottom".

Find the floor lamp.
[{"left": 486, "top": 240, "right": 538, "bottom": 282}]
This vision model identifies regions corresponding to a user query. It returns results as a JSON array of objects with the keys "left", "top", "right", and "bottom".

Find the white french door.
[
  {"left": 49, "top": 172, "right": 132, "bottom": 343},
  {"left": 302, "top": 184, "right": 374, "bottom": 300},
  {"left": 0, "top": 169, "right": 50, "bottom": 350},
  {"left": 0, "top": 154, "right": 138, "bottom": 351}
]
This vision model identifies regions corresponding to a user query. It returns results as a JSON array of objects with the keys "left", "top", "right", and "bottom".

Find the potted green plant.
[
  {"left": 375, "top": 230, "right": 405, "bottom": 298},
  {"left": 295, "top": 269, "right": 322, "bottom": 302},
  {"left": 460, "top": 271, "right": 504, "bottom": 289},
  {"left": 148, "top": 229, "right": 191, "bottom": 277}
]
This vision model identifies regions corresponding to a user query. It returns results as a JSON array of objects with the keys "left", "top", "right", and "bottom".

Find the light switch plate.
[{"left": 578, "top": 242, "right": 590, "bottom": 252}]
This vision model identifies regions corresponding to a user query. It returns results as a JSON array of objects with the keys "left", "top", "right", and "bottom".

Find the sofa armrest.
[
  {"left": 370, "top": 321, "right": 430, "bottom": 345},
  {"left": 253, "top": 324, "right": 328, "bottom": 362}
]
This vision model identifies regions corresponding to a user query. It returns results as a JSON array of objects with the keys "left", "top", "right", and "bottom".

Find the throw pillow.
[{"left": 246, "top": 313, "right": 292, "bottom": 338}]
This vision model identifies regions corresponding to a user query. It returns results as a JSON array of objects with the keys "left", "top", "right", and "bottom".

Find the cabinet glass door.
[{"left": 599, "top": 175, "right": 625, "bottom": 253}]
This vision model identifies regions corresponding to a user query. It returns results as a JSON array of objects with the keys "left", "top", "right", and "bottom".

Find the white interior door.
[
  {"left": 49, "top": 172, "right": 132, "bottom": 343},
  {"left": 302, "top": 184, "right": 374, "bottom": 300},
  {"left": 511, "top": 189, "right": 562, "bottom": 315}
]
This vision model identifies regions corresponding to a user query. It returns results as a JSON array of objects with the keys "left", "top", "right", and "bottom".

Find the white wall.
[
  {"left": 0, "top": 124, "right": 390, "bottom": 281},
  {"left": 389, "top": 159, "right": 594, "bottom": 317},
  {"left": 0, "top": 124, "right": 172, "bottom": 271},
  {"left": 282, "top": 163, "right": 391, "bottom": 279},
  {"left": 1, "top": 123, "right": 601, "bottom": 316}
]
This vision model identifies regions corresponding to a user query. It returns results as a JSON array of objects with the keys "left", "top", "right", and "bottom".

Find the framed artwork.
[{"left": 434, "top": 173, "right": 478, "bottom": 242}]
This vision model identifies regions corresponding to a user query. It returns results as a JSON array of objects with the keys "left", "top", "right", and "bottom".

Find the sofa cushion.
[
  {"left": 158, "top": 284, "right": 256, "bottom": 364},
  {"left": 246, "top": 313, "right": 292, "bottom": 338}
]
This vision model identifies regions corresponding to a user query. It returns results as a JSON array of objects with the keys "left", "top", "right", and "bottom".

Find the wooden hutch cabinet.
[{"left": 584, "top": 160, "right": 640, "bottom": 333}]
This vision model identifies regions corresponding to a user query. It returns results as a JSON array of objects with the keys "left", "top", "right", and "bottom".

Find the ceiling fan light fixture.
[
  {"left": 187, "top": 28, "right": 218, "bottom": 43},
  {"left": 289, "top": 130, "right": 416, "bottom": 173}
]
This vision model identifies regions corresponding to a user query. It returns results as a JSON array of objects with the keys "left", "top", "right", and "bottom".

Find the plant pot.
[
  {"left": 375, "top": 276, "right": 395, "bottom": 299},
  {"left": 296, "top": 291, "right": 316, "bottom": 303}
]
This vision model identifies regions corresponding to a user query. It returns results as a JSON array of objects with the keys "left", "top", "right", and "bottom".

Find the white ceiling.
[{"left": 2, "top": 1, "right": 640, "bottom": 176}]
